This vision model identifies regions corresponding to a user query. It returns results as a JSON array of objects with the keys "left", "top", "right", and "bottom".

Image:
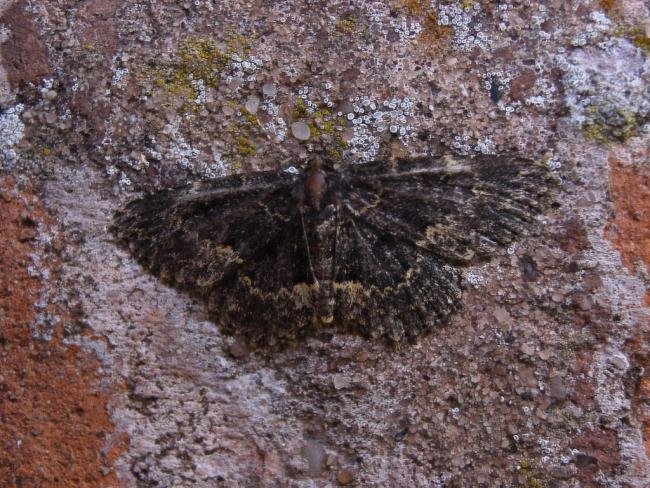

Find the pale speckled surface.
[{"left": 1, "top": 0, "right": 649, "bottom": 486}]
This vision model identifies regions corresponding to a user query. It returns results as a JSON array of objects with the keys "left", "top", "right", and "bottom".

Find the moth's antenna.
[
  {"left": 299, "top": 208, "right": 319, "bottom": 287},
  {"left": 330, "top": 204, "right": 341, "bottom": 281}
]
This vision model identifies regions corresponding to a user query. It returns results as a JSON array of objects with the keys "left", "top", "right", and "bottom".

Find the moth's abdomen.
[{"left": 316, "top": 281, "right": 335, "bottom": 324}]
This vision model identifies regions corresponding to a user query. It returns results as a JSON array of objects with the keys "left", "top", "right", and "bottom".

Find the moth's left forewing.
[{"left": 111, "top": 168, "right": 320, "bottom": 347}]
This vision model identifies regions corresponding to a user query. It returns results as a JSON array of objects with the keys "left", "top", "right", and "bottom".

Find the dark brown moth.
[{"left": 111, "top": 154, "right": 555, "bottom": 347}]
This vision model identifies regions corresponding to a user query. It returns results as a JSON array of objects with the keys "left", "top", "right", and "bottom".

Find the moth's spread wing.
[
  {"left": 111, "top": 170, "right": 316, "bottom": 346},
  {"left": 335, "top": 155, "right": 554, "bottom": 342}
]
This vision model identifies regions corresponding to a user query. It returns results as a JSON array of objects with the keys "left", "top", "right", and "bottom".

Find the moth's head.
[{"left": 306, "top": 154, "right": 339, "bottom": 172}]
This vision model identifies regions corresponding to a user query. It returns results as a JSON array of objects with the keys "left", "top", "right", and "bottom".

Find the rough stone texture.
[
  {"left": 0, "top": 177, "right": 125, "bottom": 487},
  {"left": 0, "top": 0, "right": 648, "bottom": 486},
  {"left": 607, "top": 153, "right": 650, "bottom": 275},
  {"left": 0, "top": 0, "right": 51, "bottom": 91}
]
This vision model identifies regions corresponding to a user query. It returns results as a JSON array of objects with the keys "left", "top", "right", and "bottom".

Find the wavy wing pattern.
[{"left": 111, "top": 156, "right": 554, "bottom": 346}]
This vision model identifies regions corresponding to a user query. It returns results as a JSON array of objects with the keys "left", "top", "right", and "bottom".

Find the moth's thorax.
[{"left": 304, "top": 166, "right": 327, "bottom": 211}]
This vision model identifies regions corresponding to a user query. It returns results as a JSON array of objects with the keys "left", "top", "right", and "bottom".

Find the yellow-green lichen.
[
  {"left": 175, "top": 37, "right": 230, "bottom": 87},
  {"left": 334, "top": 14, "right": 358, "bottom": 36},
  {"left": 233, "top": 134, "right": 256, "bottom": 157},
  {"left": 519, "top": 459, "right": 533, "bottom": 472},
  {"left": 582, "top": 103, "right": 638, "bottom": 143},
  {"left": 241, "top": 109, "right": 259, "bottom": 128},
  {"left": 142, "top": 33, "right": 252, "bottom": 110},
  {"left": 305, "top": 107, "right": 333, "bottom": 136},
  {"left": 526, "top": 479, "right": 546, "bottom": 488},
  {"left": 599, "top": 0, "right": 617, "bottom": 10},
  {"left": 142, "top": 37, "right": 226, "bottom": 108},
  {"left": 612, "top": 25, "right": 650, "bottom": 56},
  {"left": 69, "top": 43, "right": 106, "bottom": 66},
  {"left": 401, "top": 1, "right": 452, "bottom": 47},
  {"left": 292, "top": 98, "right": 309, "bottom": 120},
  {"left": 632, "top": 30, "right": 650, "bottom": 53},
  {"left": 518, "top": 459, "right": 546, "bottom": 488},
  {"left": 223, "top": 28, "right": 253, "bottom": 58},
  {"left": 310, "top": 118, "right": 345, "bottom": 139},
  {"left": 325, "top": 146, "right": 344, "bottom": 162},
  {"left": 226, "top": 107, "right": 261, "bottom": 160},
  {"left": 291, "top": 98, "right": 349, "bottom": 154}
]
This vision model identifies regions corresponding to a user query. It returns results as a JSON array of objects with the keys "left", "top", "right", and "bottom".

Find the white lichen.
[
  {"left": 559, "top": 38, "right": 648, "bottom": 132},
  {"left": 435, "top": 2, "right": 489, "bottom": 52},
  {"left": 344, "top": 95, "right": 418, "bottom": 161},
  {"left": 111, "top": 67, "right": 130, "bottom": 86},
  {"left": 201, "top": 151, "right": 229, "bottom": 179},
  {"left": 571, "top": 10, "right": 612, "bottom": 47},
  {"left": 190, "top": 77, "right": 208, "bottom": 105},
  {"left": 474, "top": 137, "right": 496, "bottom": 155},
  {"left": 391, "top": 17, "right": 422, "bottom": 42},
  {"left": 546, "top": 158, "right": 562, "bottom": 171},
  {"left": 0, "top": 104, "right": 25, "bottom": 169},
  {"left": 261, "top": 100, "right": 287, "bottom": 142},
  {"left": 465, "top": 269, "right": 486, "bottom": 287},
  {"left": 452, "top": 133, "right": 472, "bottom": 154},
  {"left": 118, "top": 171, "right": 133, "bottom": 189},
  {"left": 162, "top": 121, "right": 201, "bottom": 171}
]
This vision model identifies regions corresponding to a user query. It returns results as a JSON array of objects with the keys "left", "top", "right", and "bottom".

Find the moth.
[{"left": 111, "top": 155, "right": 555, "bottom": 347}]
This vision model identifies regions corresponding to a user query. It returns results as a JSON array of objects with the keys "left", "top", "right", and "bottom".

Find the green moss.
[{"left": 582, "top": 103, "right": 638, "bottom": 143}]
